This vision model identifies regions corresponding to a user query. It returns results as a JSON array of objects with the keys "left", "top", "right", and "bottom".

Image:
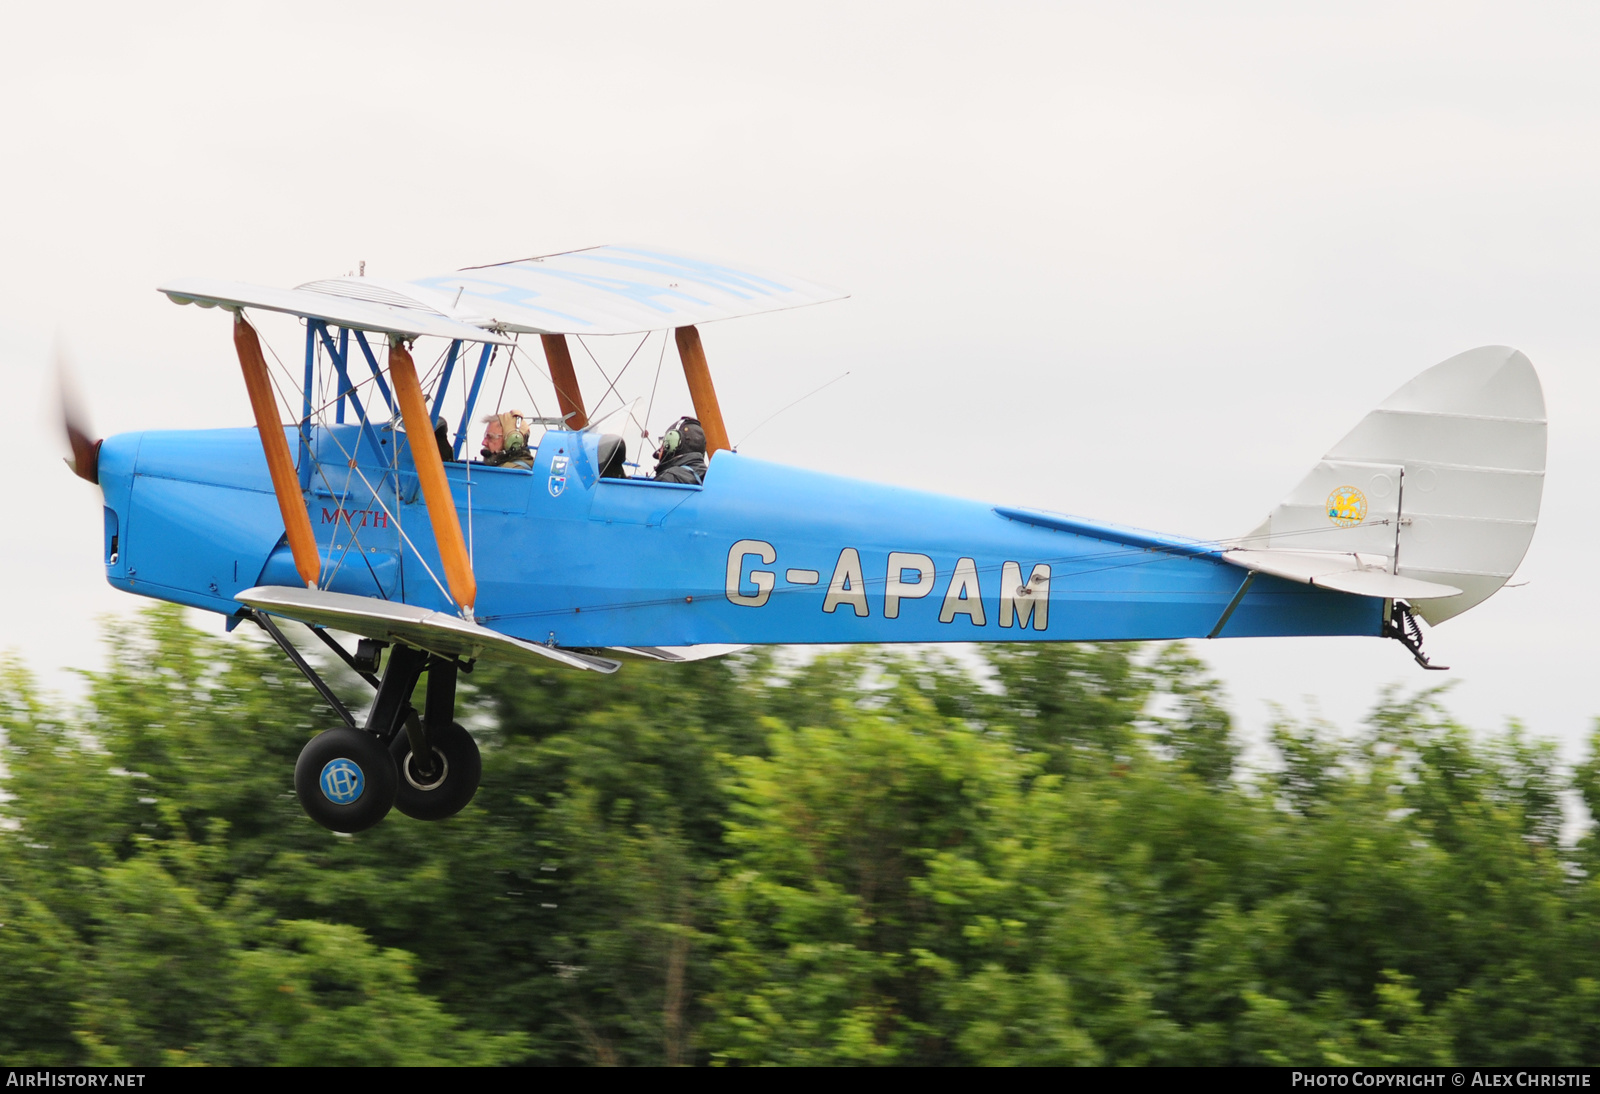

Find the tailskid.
[{"left": 1383, "top": 600, "right": 1448, "bottom": 671}]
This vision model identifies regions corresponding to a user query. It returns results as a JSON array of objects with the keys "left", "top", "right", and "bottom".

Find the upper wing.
[
  {"left": 408, "top": 244, "right": 849, "bottom": 335},
  {"left": 158, "top": 278, "right": 515, "bottom": 344},
  {"left": 161, "top": 245, "right": 848, "bottom": 340}
]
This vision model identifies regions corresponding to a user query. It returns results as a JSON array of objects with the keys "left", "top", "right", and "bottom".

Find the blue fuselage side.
[{"left": 96, "top": 425, "right": 1383, "bottom": 646}]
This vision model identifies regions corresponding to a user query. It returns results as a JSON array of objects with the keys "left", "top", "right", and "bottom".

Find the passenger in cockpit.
[
  {"left": 651, "top": 417, "right": 706, "bottom": 484},
  {"left": 480, "top": 412, "right": 535, "bottom": 469}
]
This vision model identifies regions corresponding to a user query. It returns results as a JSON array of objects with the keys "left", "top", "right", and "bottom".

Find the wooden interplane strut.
[
  {"left": 540, "top": 334, "right": 588, "bottom": 429},
  {"left": 388, "top": 341, "right": 478, "bottom": 616},
  {"left": 233, "top": 313, "right": 320, "bottom": 588},
  {"left": 674, "top": 325, "right": 729, "bottom": 455}
]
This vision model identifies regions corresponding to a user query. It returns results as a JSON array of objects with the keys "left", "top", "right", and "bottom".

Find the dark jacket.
[
  {"left": 652, "top": 419, "right": 707, "bottom": 484},
  {"left": 653, "top": 451, "right": 707, "bottom": 484}
]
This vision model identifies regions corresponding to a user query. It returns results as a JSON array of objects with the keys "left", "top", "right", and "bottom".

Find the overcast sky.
[{"left": 3, "top": 1, "right": 1598, "bottom": 758}]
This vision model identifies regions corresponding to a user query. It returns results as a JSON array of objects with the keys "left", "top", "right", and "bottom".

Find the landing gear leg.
[
  {"left": 252, "top": 610, "right": 395, "bottom": 832},
  {"left": 365, "top": 644, "right": 431, "bottom": 739},
  {"left": 290, "top": 643, "right": 427, "bottom": 832},
  {"left": 255, "top": 618, "right": 479, "bottom": 829},
  {"left": 251, "top": 610, "right": 359, "bottom": 727},
  {"left": 290, "top": 641, "right": 427, "bottom": 833}
]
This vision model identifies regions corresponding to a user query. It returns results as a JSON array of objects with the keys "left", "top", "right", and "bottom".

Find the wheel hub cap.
[{"left": 319, "top": 758, "right": 365, "bottom": 804}]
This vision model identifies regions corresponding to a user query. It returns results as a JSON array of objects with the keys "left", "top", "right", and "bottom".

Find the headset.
[
  {"left": 482, "top": 412, "right": 526, "bottom": 453},
  {"left": 655, "top": 416, "right": 700, "bottom": 459}
]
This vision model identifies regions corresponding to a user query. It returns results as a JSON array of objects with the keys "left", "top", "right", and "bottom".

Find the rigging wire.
[
  {"left": 277, "top": 334, "right": 390, "bottom": 598},
  {"left": 576, "top": 332, "right": 651, "bottom": 422},
  {"left": 732, "top": 371, "right": 851, "bottom": 451},
  {"left": 303, "top": 338, "right": 392, "bottom": 598},
  {"left": 574, "top": 334, "right": 611, "bottom": 385},
  {"left": 509, "top": 344, "right": 547, "bottom": 422},
  {"left": 317, "top": 423, "right": 455, "bottom": 608},
  {"left": 256, "top": 313, "right": 459, "bottom": 603},
  {"left": 485, "top": 337, "right": 561, "bottom": 419},
  {"left": 493, "top": 338, "right": 516, "bottom": 413},
  {"left": 249, "top": 314, "right": 306, "bottom": 425},
  {"left": 643, "top": 330, "right": 669, "bottom": 438},
  {"left": 573, "top": 336, "right": 624, "bottom": 422},
  {"left": 418, "top": 341, "right": 452, "bottom": 393},
  {"left": 292, "top": 325, "right": 399, "bottom": 422}
]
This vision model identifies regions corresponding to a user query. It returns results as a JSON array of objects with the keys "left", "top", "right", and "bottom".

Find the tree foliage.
[{"left": 1, "top": 605, "right": 1597, "bottom": 1065}]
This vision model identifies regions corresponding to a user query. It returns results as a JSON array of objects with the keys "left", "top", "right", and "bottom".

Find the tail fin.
[{"left": 1235, "top": 346, "right": 1546, "bottom": 625}]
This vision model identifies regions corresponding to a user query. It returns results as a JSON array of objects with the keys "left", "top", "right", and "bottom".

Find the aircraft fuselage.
[{"left": 96, "top": 424, "right": 1381, "bottom": 648}]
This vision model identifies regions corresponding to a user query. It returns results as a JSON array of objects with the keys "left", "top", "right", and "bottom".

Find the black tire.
[
  {"left": 390, "top": 721, "right": 481, "bottom": 821},
  {"left": 294, "top": 727, "right": 398, "bottom": 833}
]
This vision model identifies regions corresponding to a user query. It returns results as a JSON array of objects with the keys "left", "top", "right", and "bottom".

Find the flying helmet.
[{"left": 654, "top": 416, "right": 705, "bottom": 460}]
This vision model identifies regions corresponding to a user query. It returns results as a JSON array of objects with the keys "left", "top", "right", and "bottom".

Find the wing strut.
[
  {"left": 540, "top": 334, "right": 589, "bottom": 428},
  {"left": 674, "top": 325, "right": 730, "bottom": 455},
  {"left": 233, "top": 313, "right": 320, "bottom": 589},
  {"left": 388, "top": 339, "right": 478, "bottom": 618}
]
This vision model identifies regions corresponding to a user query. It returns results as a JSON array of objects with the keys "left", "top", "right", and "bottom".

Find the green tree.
[{"left": 4, "top": 609, "right": 1599, "bottom": 1066}]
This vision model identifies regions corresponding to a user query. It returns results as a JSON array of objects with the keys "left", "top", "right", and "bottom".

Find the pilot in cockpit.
[
  {"left": 480, "top": 411, "right": 535, "bottom": 469},
  {"left": 651, "top": 416, "right": 707, "bottom": 484}
]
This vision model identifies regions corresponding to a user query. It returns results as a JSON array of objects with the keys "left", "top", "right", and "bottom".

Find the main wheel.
[
  {"left": 294, "top": 727, "right": 398, "bottom": 833},
  {"left": 390, "top": 721, "right": 482, "bottom": 821}
]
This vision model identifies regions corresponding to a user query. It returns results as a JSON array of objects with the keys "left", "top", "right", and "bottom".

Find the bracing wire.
[
  {"left": 509, "top": 348, "right": 547, "bottom": 421},
  {"left": 250, "top": 313, "right": 394, "bottom": 598},
  {"left": 266, "top": 315, "right": 502, "bottom": 609},
  {"left": 733, "top": 371, "right": 852, "bottom": 451},
  {"left": 493, "top": 338, "right": 515, "bottom": 415},
  {"left": 643, "top": 330, "right": 669, "bottom": 438},
  {"left": 576, "top": 332, "right": 651, "bottom": 422},
  {"left": 316, "top": 422, "right": 455, "bottom": 608},
  {"left": 250, "top": 315, "right": 305, "bottom": 424}
]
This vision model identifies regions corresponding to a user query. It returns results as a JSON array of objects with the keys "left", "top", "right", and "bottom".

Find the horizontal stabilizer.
[
  {"left": 1222, "top": 549, "right": 1462, "bottom": 599},
  {"left": 237, "top": 586, "right": 619, "bottom": 673}
]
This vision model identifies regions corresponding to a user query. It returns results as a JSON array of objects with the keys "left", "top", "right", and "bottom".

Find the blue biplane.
[{"left": 62, "top": 246, "right": 1547, "bottom": 831}]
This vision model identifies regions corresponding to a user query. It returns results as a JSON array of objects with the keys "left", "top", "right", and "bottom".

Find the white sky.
[{"left": 3, "top": 1, "right": 1598, "bottom": 758}]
